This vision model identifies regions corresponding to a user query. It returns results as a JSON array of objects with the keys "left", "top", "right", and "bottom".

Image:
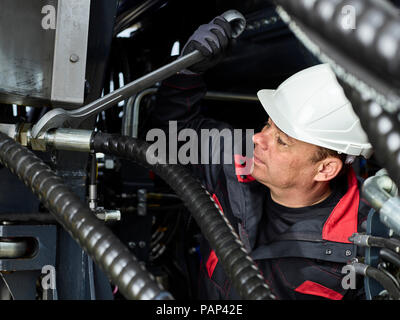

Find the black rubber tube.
[
  {"left": 340, "top": 82, "right": 400, "bottom": 188},
  {"left": 274, "top": 0, "right": 400, "bottom": 86},
  {"left": 365, "top": 266, "right": 400, "bottom": 300},
  {"left": 0, "top": 132, "right": 173, "bottom": 300},
  {"left": 380, "top": 248, "right": 400, "bottom": 269},
  {"left": 369, "top": 236, "right": 400, "bottom": 254},
  {"left": 91, "top": 132, "right": 275, "bottom": 300}
]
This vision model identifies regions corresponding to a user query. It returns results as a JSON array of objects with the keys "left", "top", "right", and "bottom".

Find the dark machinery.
[{"left": 0, "top": 0, "right": 399, "bottom": 300}]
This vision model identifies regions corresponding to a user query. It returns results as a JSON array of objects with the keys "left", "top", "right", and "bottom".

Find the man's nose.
[{"left": 252, "top": 131, "right": 269, "bottom": 150}]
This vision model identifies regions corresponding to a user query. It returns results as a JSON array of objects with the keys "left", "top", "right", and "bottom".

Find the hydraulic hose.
[
  {"left": 274, "top": 0, "right": 400, "bottom": 88},
  {"left": 380, "top": 248, "right": 400, "bottom": 269},
  {"left": 353, "top": 262, "right": 400, "bottom": 299},
  {"left": 91, "top": 132, "right": 275, "bottom": 300},
  {"left": 342, "top": 84, "right": 400, "bottom": 188},
  {"left": 0, "top": 132, "right": 173, "bottom": 300}
]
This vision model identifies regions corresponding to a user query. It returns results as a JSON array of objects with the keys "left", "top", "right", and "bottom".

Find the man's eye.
[{"left": 277, "top": 136, "right": 287, "bottom": 146}]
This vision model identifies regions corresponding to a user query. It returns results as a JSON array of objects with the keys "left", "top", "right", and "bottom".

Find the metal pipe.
[
  {"left": 362, "top": 170, "right": 400, "bottom": 235},
  {"left": 88, "top": 152, "right": 97, "bottom": 211},
  {"left": 0, "top": 239, "right": 29, "bottom": 259},
  {"left": 44, "top": 128, "right": 93, "bottom": 152},
  {"left": 380, "top": 197, "right": 400, "bottom": 236},
  {"left": 124, "top": 89, "right": 258, "bottom": 138},
  {"left": 122, "top": 95, "right": 135, "bottom": 136},
  {"left": 132, "top": 88, "right": 158, "bottom": 138},
  {"left": 362, "top": 170, "right": 398, "bottom": 211}
]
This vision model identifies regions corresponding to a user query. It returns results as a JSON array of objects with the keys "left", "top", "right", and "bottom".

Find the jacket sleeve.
[{"left": 149, "top": 73, "right": 234, "bottom": 193}]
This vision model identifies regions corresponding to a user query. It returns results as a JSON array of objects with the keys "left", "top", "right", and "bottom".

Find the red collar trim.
[{"left": 322, "top": 168, "right": 359, "bottom": 244}]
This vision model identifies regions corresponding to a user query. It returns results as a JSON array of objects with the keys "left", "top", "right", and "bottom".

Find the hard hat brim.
[{"left": 257, "top": 89, "right": 299, "bottom": 141}]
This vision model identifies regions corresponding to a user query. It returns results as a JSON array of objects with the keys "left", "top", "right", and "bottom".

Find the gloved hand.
[{"left": 180, "top": 15, "right": 233, "bottom": 74}]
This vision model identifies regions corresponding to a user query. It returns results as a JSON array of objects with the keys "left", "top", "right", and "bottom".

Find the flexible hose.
[
  {"left": 0, "top": 132, "right": 173, "bottom": 300},
  {"left": 353, "top": 262, "right": 400, "bottom": 299},
  {"left": 365, "top": 266, "right": 400, "bottom": 300},
  {"left": 274, "top": 0, "right": 400, "bottom": 86},
  {"left": 341, "top": 83, "right": 400, "bottom": 188},
  {"left": 91, "top": 132, "right": 275, "bottom": 300},
  {"left": 368, "top": 237, "right": 400, "bottom": 254},
  {"left": 380, "top": 248, "right": 400, "bottom": 269}
]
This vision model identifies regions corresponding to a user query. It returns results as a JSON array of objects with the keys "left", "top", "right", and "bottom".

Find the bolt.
[
  {"left": 128, "top": 242, "right": 136, "bottom": 249},
  {"left": 70, "top": 54, "right": 79, "bottom": 63},
  {"left": 325, "top": 249, "right": 332, "bottom": 255},
  {"left": 345, "top": 250, "right": 352, "bottom": 256}
]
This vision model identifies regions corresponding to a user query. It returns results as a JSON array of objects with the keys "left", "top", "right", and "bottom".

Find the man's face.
[{"left": 251, "top": 118, "right": 321, "bottom": 190}]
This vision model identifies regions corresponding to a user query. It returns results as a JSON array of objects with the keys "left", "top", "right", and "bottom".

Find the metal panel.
[
  {"left": 51, "top": 0, "right": 91, "bottom": 108},
  {"left": 0, "top": 0, "right": 90, "bottom": 108},
  {"left": 0, "top": 0, "right": 57, "bottom": 106},
  {"left": 0, "top": 225, "right": 57, "bottom": 271}
]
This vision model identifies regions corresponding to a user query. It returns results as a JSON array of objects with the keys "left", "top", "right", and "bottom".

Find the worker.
[{"left": 149, "top": 14, "right": 374, "bottom": 300}]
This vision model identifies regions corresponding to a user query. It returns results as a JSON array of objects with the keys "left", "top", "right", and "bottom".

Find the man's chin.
[{"left": 250, "top": 166, "right": 263, "bottom": 182}]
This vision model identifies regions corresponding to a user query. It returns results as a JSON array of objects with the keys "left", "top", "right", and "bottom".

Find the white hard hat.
[{"left": 257, "top": 64, "right": 373, "bottom": 158}]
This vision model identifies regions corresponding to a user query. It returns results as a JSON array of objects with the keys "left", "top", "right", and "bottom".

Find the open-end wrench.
[{"left": 31, "top": 10, "right": 246, "bottom": 138}]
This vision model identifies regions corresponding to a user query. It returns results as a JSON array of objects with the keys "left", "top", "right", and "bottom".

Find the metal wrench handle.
[
  {"left": 31, "top": 10, "right": 246, "bottom": 138},
  {"left": 32, "top": 51, "right": 202, "bottom": 137}
]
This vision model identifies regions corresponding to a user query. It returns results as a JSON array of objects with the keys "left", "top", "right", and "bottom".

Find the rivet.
[{"left": 70, "top": 54, "right": 79, "bottom": 63}]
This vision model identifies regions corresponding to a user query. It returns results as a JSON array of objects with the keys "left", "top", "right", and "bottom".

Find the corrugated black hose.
[
  {"left": 340, "top": 82, "right": 400, "bottom": 188},
  {"left": 274, "top": 0, "right": 400, "bottom": 86},
  {"left": 0, "top": 132, "right": 173, "bottom": 300},
  {"left": 91, "top": 132, "right": 275, "bottom": 300},
  {"left": 365, "top": 266, "right": 400, "bottom": 300}
]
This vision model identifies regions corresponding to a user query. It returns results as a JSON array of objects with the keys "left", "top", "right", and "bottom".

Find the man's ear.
[{"left": 314, "top": 157, "right": 343, "bottom": 182}]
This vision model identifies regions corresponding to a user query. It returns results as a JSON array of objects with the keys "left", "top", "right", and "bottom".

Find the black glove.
[{"left": 180, "top": 16, "right": 233, "bottom": 74}]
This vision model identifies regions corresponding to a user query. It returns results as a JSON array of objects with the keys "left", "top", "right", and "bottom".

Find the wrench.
[{"left": 31, "top": 10, "right": 246, "bottom": 138}]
